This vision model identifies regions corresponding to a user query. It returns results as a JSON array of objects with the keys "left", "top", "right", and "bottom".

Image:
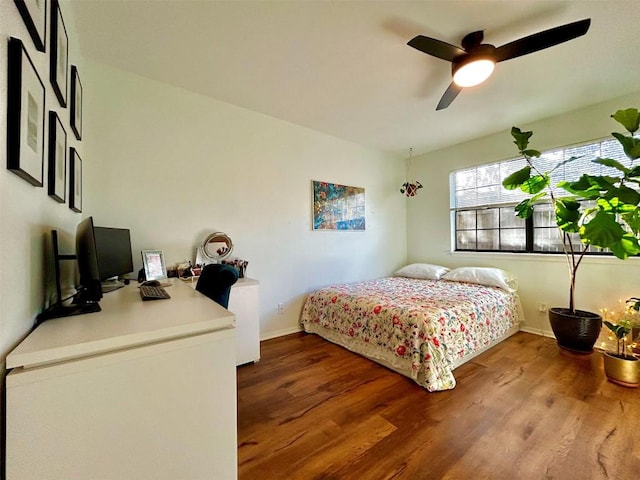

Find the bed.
[{"left": 300, "top": 265, "right": 523, "bottom": 392}]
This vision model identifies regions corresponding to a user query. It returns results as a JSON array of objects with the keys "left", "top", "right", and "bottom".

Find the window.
[{"left": 450, "top": 136, "right": 632, "bottom": 253}]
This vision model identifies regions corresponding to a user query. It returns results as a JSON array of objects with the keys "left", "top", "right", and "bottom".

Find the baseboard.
[
  {"left": 519, "top": 325, "right": 556, "bottom": 339},
  {"left": 260, "top": 326, "right": 303, "bottom": 341}
]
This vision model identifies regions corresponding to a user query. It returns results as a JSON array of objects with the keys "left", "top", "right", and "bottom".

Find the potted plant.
[
  {"left": 623, "top": 297, "right": 640, "bottom": 355},
  {"left": 400, "top": 181, "right": 423, "bottom": 197},
  {"left": 502, "top": 108, "right": 640, "bottom": 353},
  {"left": 602, "top": 299, "right": 640, "bottom": 387}
]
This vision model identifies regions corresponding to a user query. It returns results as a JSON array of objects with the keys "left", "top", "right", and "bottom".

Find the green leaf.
[
  {"left": 530, "top": 192, "right": 546, "bottom": 203},
  {"left": 502, "top": 166, "right": 531, "bottom": 190},
  {"left": 511, "top": 127, "right": 533, "bottom": 152},
  {"left": 550, "top": 155, "right": 581, "bottom": 173},
  {"left": 621, "top": 208, "right": 640, "bottom": 234},
  {"left": 612, "top": 185, "right": 640, "bottom": 205},
  {"left": 593, "top": 157, "right": 630, "bottom": 174},
  {"left": 591, "top": 182, "right": 640, "bottom": 206},
  {"left": 521, "top": 174, "right": 549, "bottom": 194},
  {"left": 628, "top": 166, "right": 640, "bottom": 178},
  {"left": 580, "top": 210, "right": 625, "bottom": 248},
  {"left": 555, "top": 198, "right": 581, "bottom": 232},
  {"left": 597, "top": 197, "right": 638, "bottom": 214},
  {"left": 514, "top": 198, "right": 534, "bottom": 219},
  {"left": 627, "top": 298, "right": 640, "bottom": 312},
  {"left": 604, "top": 320, "right": 620, "bottom": 336},
  {"left": 609, "top": 234, "right": 640, "bottom": 260},
  {"left": 596, "top": 197, "right": 615, "bottom": 212},
  {"left": 603, "top": 320, "right": 630, "bottom": 339},
  {"left": 612, "top": 108, "right": 640, "bottom": 134},
  {"left": 522, "top": 149, "right": 541, "bottom": 158},
  {"left": 612, "top": 132, "right": 640, "bottom": 160},
  {"left": 558, "top": 175, "right": 602, "bottom": 199}
]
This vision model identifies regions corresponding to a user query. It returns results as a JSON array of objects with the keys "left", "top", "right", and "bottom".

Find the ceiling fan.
[{"left": 407, "top": 18, "right": 591, "bottom": 110}]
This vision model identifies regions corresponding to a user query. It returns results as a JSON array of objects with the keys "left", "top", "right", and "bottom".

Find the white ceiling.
[{"left": 70, "top": 0, "right": 640, "bottom": 158}]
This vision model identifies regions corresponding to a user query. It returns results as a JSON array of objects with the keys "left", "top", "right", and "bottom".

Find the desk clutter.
[
  {"left": 144, "top": 232, "right": 247, "bottom": 300},
  {"left": 222, "top": 259, "right": 248, "bottom": 278},
  {"left": 168, "top": 258, "right": 248, "bottom": 281}
]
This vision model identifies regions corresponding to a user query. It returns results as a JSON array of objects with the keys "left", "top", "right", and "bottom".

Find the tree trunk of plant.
[{"left": 569, "top": 270, "right": 575, "bottom": 313}]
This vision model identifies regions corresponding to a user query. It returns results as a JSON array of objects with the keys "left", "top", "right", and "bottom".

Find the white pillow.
[
  {"left": 442, "top": 267, "right": 518, "bottom": 292},
  {"left": 394, "top": 263, "right": 449, "bottom": 280}
]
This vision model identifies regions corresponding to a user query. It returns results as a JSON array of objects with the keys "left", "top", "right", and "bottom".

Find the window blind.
[{"left": 450, "top": 137, "right": 634, "bottom": 210}]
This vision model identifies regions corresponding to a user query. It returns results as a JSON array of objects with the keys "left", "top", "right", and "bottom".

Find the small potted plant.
[
  {"left": 622, "top": 297, "right": 640, "bottom": 355},
  {"left": 602, "top": 299, "right": 640, "bottom": 387},
  {"left": 502, "top": 108, "right": 640, "bottom": 352},
  {"left": 400, "top": 181, "right": 423, "bottom": 197}
]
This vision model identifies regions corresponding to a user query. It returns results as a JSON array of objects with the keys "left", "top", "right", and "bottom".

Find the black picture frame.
[
  {"left": 13, "top": 0, "right": 47, "bottom": 52},
  {"left": 7, "top": 37, "right": 46, "bottom": 187},
  {"left": 70, "top": 65, "right": 82, "bottom": 140},
  {"left": 50, "top": 0, "right": 68, "bottom": 107},
  {"left": 69, "top": 147, "right": 82, "bottom": 213},
  {"left": 48, "top": 111, "right": 66, "bottom": 202}
]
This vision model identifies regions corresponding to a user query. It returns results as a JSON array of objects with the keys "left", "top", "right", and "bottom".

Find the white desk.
[{"left": 5, "top": 280, "right": 237, "bottom": 480}]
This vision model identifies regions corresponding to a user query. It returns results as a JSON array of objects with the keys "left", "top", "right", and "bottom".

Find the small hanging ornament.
[
  {"left": 400, "top": 148, "right": 423, "bottom": 197},
  {"left": 400, "top": 181, "right": 423, "bottom": 197}
]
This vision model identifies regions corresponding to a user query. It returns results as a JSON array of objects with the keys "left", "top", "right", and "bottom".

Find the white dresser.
[
  {"left": 5, "top": 280, "right": 238, "bottom": 480},
  {"left": 186, "top": 276, "right": 261, "bottom": 366}
]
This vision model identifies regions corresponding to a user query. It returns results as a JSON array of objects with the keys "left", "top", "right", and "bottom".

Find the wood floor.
[{"left": 237, "top": 332, "right": 640, "bottom": 480}]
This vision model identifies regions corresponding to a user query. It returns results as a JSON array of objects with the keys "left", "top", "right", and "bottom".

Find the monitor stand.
[
  {"left": 36, "top": 230, "right": 102, "bottom": 324},
  {"left": 102, "top": 278, "right": 126, "bottom": 293},
  {"left": 37, "top": 302, "right": 101, "bottom": 322}
]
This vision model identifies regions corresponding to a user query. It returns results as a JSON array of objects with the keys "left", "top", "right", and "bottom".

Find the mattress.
[{"left": 300, "top": 276, "right": 522, "bottom": 391}]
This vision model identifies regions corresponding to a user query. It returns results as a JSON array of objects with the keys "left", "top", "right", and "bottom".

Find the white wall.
[
  {"left": 83, "top": 61, "right": 407, "bottom": 339},
  {"left": 407, "top": 91, "right": 640, "bottom": 336},
  {"left": 0, "top": 0, "right": 86, "bottom": 466},
  {"left": 0, "top": 1, "right": 85, "bottom": 370}
]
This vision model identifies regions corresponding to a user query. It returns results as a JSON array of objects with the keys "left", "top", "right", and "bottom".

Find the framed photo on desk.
[{"left": 141, "top": 250, "right": 167, "bottom": 281}]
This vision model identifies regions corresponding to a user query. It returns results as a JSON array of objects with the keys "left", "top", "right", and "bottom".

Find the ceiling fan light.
[{"left": 453, "top": 59, "right": 495, "bottom": 87}]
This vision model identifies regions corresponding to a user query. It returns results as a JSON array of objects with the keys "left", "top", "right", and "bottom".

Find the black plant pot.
[{"left": 549, "top": 307, "right": 602, "bottom": 353}]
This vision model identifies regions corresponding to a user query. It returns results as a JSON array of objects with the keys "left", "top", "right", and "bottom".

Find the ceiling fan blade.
[
  {"left": 494, "top": 18, "right": 590, "bottom": 62},
  {"left": 436, "top": 82, "right": 463, "bottom": 110},
  {"left": 461, "top": 30, "right": 484, "bottom": 51},
  {"left": 408, "top": 35, "right": 465, "bottom": 62}
]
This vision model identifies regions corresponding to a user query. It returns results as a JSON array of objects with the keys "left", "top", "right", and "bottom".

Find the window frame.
[{"left": 450, "top": 135, "right": 633, "bottom": 255}]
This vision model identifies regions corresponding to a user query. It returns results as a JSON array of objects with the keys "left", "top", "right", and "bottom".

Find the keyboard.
[{"left": 140, "top": 285, "right": 171, "bottom": 301}]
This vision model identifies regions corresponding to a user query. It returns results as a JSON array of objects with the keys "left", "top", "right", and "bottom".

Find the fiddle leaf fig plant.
[{"left": 502, "top": 108, "right": 640, "bottom": 313}]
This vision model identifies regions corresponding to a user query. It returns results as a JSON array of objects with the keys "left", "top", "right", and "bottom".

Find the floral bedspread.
[{"left": 300, "top": 277, "right": 521, "bottom": 391}]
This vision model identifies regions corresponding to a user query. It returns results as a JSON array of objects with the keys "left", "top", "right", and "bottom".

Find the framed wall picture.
[
  {"left": 70, "top": 65, "right": 82, "bottom": 140},
  {"left": 69, "top": 147, "right": 82, "bottom": 212},
  {"left": 7, "top": 37, "right": 45, "bottom": 187},
  {"left": 48, "top": 111, "right": 66, "bottom": 202},
  {"left": 50, "top": 0, "right": 68, "bottom": 107},
  {"left": 312, "top": 180, "right": 366, "bottom": 231},
  {"left": 14, "top": 0, "right": 47, "bottom": 52}
]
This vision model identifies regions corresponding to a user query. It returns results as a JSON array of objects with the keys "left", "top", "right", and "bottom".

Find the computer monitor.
[
  {"left": 94, "top": 226, "right": 134, "bottom": 291},
  {"left": 37, "top": 218, "right": 134, "bottom": 322},
  {"left": 75, "top": 216, "right": 103, "bottom": 303},
  {"left": 37, "top": 227, "right": 102, "bottom": 323},
  {"left": 76, "top": 216, "right": 134, "bottom": 299}
]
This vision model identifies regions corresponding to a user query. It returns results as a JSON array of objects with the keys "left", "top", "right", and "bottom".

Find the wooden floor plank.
[{"left": 237, "top": 332, "right": 640, "bottom": 479}]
